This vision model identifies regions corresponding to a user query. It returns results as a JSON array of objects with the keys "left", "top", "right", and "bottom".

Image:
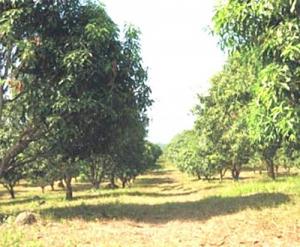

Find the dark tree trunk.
[
  {"left": 64, "top": 175, "right": 73, "bottom": 200},
  {"left": 109, "top": 174, "right": 117, "bottom": 189},
  {"left": 262, "top": 142, "right": 280, "bottom": 180},
  {"left": 41, "top": 186, "right": 45, "bottom": 193},
  {"left": 8, "top": 184, "right": 15, "bottom": 199},
  {"left": 92, "top": 181, "right": 100, "bottom": 189},
  {"left": 266, "top": 159, "right": 276, "bottom": 180},
  {"left": 196, "top": 172, "right": 201, "bottom": 180},
  {"left": 89, "top": 164, "right": 104, "bottom": 189},
  {"left": 219, "top": 168, "right": 227, "bottom": 182},
  {"left": 121, "top": 179, "right": 127, "bottom": 188},
  {"left": 231, "top": 169, "right": 240, "bottom": 180},
  {"left": 50, "top": 181, "right": 55, "bottom": 191},
  {"left": 231, "top": 163, "right": 240, "bottom": 181},
  {"left": 3, "top": 183, "right": 16, "bottom": 199}
]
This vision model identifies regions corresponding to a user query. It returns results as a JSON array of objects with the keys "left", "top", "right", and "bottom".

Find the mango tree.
[{"left": 213, "top": 0, "right": 300, "bottom": 179}]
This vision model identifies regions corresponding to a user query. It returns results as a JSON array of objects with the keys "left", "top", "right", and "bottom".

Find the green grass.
[
  {"left": 0, "top": 164, "right": 300, "bottom": 246},
  {"left": 217, "top": 176, "right": 300, "bottom": 197}
]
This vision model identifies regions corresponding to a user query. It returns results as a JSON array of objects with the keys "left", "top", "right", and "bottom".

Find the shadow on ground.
[
  {"left": 134, "top": 177, "right": 176, "bottom": 187},
  {"left": 0, "top": 190, "right": 198, "bottom": 207},
  {"left": 41, "top": 192, "right": 290, "bottom": 223},
  {"left": 74, "top": 190, "right": 198, "bottom": 201}
]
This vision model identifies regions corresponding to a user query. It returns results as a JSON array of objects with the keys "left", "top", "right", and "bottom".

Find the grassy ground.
[{"left": 1, "top": 163, "right": 300, "bottom": 246}]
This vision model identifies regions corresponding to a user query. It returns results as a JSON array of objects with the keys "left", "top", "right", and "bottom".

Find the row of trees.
[
  {"left": 165, "top": 0, "right": 300, "bottom": 180},
  {"left": 0, "top": 141, "right": 162, "bottom": 199},
  {"left": 0, "top": 1, "right": 161, "bottom": 199}
]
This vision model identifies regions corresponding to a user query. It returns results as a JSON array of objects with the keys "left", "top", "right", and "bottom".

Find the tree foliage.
[
  {"left": 0, "top": 1, "right": 152, "bottom": 199},
  {"left": 213, "top": 0, "right": 300, "bottom": 179},
  {"left": 166, "top": 0, "right": 300, "bottom": 181},
  {"left": 165, "top": 54, "right": 253, "bottom": 180}
]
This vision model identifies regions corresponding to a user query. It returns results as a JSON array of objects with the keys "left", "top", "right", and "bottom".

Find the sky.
[{"left": 101, "top": 0, "right": 226, "bottom": 144}]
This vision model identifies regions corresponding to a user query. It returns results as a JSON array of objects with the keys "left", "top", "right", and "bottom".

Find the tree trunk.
[
  {"left": 121, "top": 179, "right": 127, "bottom": 188},
  {"left": 41, "top": 186, "right": 45, "bottom": 193},
  {"left": 8, "top": 184, "right": 15, "bottom": 199},
  {"left": 219, "top": 168, "right": 227, "bottom": 182},
  {"left": 9, "top": 189, "right": 15, "bottom": 199},
  {"left": 219, "top": 170, "right": 223, "bottom": 182},
  {"left": 64, "top": 175, "right": 73, "bottom": 200},
  {"left": 3, "top": 183, "right": 16, "bottom": 199},
  {"left": 196, "top": 172, "right": 201, "bottom": 180},
  {"left": 92, "top": 181, "right": 100, "bottom": 189},
  {"left": 262, "top": 143, "right": 280, "bottom": 180},
  {"left": 266, "top": 159, "right": 276, "bottom": 180},
  {"left": 50, "top": 181, "right": 55, "bottom": 191},
  {"left": 231, "top": 163, "right": 240, "bottom": 181},
  {"left": 109, "top": 174, "right": 117, "bottom": 189},
  {"left": 231, "top": 169, "right": 240, "bottom": 180}
]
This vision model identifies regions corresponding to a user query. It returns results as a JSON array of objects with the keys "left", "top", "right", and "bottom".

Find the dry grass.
[{"left": 1, "top": 163, "right": 300, "bottom": 246}]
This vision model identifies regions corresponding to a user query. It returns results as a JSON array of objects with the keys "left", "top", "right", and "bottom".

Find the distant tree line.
[
  {"left": 164, "top": 0, "right": 300, "bottom": 181},
  {"left": 0, "top": 1, "right": 161, "bottom": 200}
]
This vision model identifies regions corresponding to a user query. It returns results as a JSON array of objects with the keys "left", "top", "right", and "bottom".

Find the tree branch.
[{"left": 0, "top": 124, "right": 44, "bottom": 177}]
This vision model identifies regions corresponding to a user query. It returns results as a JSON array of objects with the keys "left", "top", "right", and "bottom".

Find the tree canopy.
[
  {"left": 0, "top": 0, "right": 155, "bottom": 199},
  {"left": 165, "top": 0, "right": 300, "bottom": 181}
]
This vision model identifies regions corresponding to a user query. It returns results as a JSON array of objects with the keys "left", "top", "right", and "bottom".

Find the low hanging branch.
[{"left": 0, "top": 124, "right": 43, "bottom": 177}]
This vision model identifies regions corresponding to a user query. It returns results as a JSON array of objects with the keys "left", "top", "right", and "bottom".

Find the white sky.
[{"left": 101, "top": 0, "right": 225, "bottom": 144}]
